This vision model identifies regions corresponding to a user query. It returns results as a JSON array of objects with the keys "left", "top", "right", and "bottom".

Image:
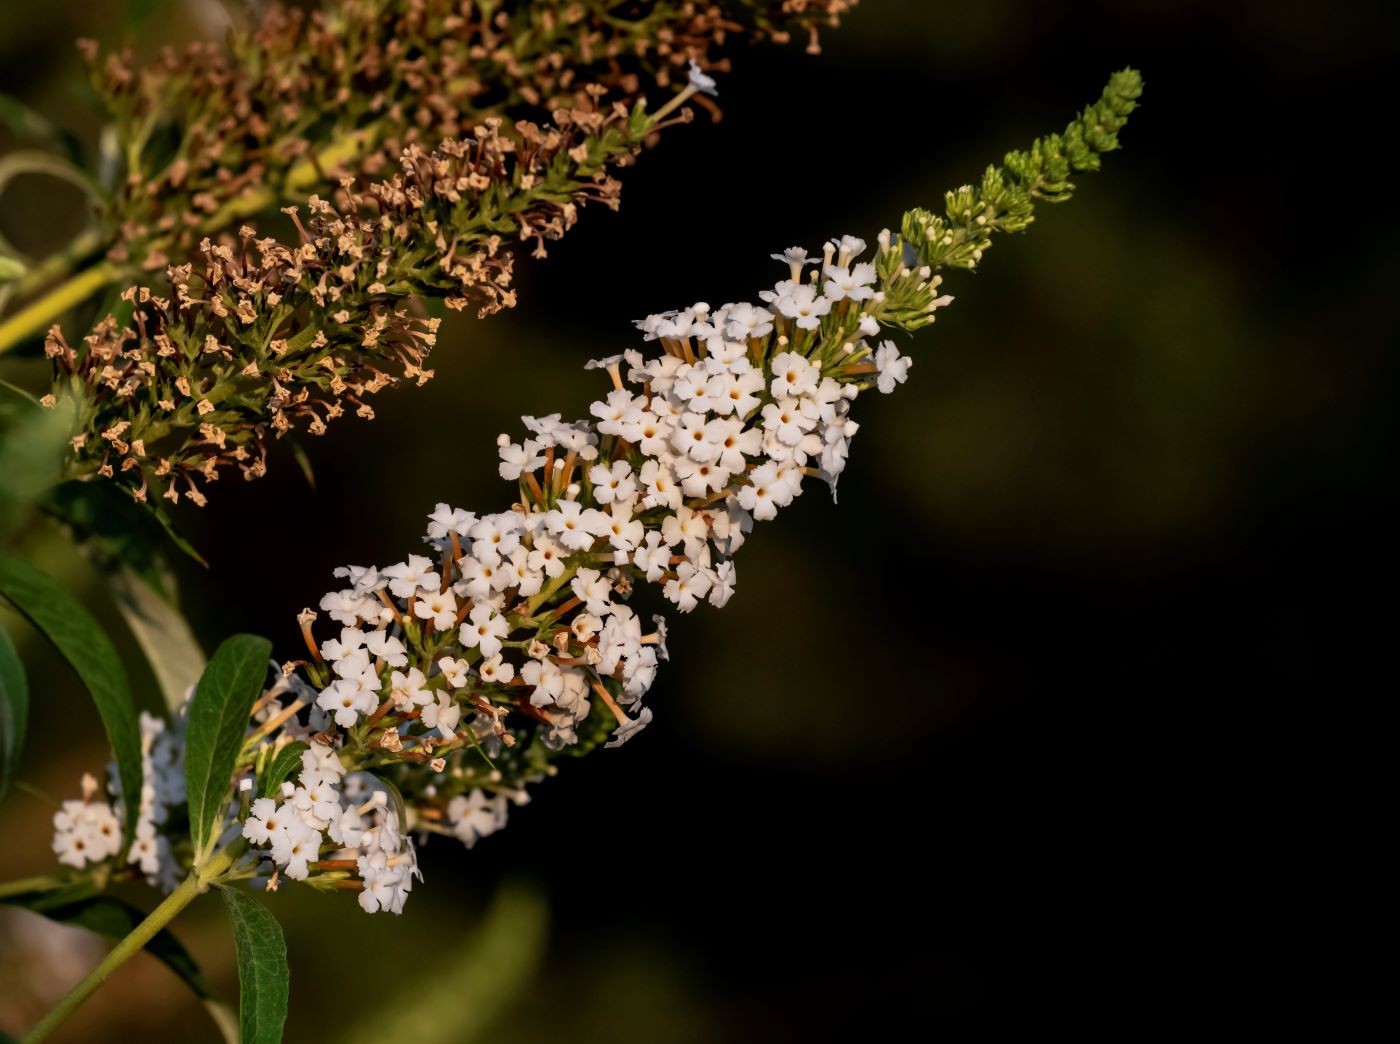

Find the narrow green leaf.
[
  {"left": 6, "top": 891, "right": 214, "bottom": 998},
  {"left": 109, "top": 566, "right": 205, "bottom": 712},
  {"left": 344, "top": 882, "right": 548, "bottom": 1044},
  {"left": 262, "top": 742, "right": 308, "bottom": 797},
  {"left": 0, "top": 255, "right": 25, "bottom": 283},
  {"left": 0, "top": 91, "right": 81, "bottom": 159},
  {"left": 145, "top": 496, "right": 209, "bottom": 568},
  {"left": 218, "top": 886, "right": 288, "bottom": 1044},
  {"left": 0, "top": 376, "right": 40, "bottom": 410},
  {"left": 0, "top": 554, "right": 141, "bottom": 841},
  {"left": 185, "top": 634, "right": 272, "bottom": 859},
  {"left": 0, "top": 621, "right": 28, "bottom": 801},
  {"left": 283, "top": 435, "right": 316, "bottom": 491}
]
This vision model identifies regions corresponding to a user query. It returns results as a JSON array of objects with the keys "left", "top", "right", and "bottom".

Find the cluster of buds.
[
  {"left": 76, "top": 0, "right": 855, "bottom": 283},
  {"left": 47, "top": 88, "right": 695, "bottom": 506}
]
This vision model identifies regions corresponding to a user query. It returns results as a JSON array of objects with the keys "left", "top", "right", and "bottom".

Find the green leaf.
[
  {"left": 343, "top": 882, "right": 549, "bottom": 1044},
  {"left": 185, "top": 634, "right": 272, "bottom": 860},
  {"left": 0, "top": 621, "right": 28, "bottom": 801},
  {"left": 218, "top": 886, "right": 289, "bottom": 1044},
  {"left": 262, "top": 742, "right": 308, "bottom": 797},
  {"left": 283, "top": 435, "right": 316, "bottom": 491},
  {"left": 0, "top": 256, "right": 25, "bottom": 283},
  {"left": 0, "top": 554, "right": 141, "bottom": 842},
  {"left": 0, "top": 92, "right": 83, "bottom": 161},
  {"left": 0, "top": 392, "right": 77, "bottom": 538},
  {"left": 0, "top": 376, "right": 39, "bottom": 410},
  {"left": 7, "top": 890, "right": 214, "bottom": 998},
  {"left": 42, "top": 480, "right": 205, "bottom": 598},
  {"left": 109, "top": 566, "right": 205, "bottom": 713}
]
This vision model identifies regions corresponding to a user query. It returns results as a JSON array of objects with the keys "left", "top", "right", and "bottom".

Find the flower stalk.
[
  {"left": 20, "top": 872, "right": 202, "bottom": 1043},
  {"left": 0, "top": 0, "right": 854, "bottom": 353}
]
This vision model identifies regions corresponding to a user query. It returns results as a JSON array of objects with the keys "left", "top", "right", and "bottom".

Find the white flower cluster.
[
  {"left": 51, "top": 778, "right": 121, "bottom": 870},
  {"left": 50, "top": 230, "right": 951, "bottom": 914},
  {"left": 52, "top": 711, "right": 184, "bottom": 890},
  {"left": 239, "top": 740, "right": 418, "bottom": 914}
]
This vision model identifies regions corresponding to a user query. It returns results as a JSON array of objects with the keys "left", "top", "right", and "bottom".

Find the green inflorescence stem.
[
  {"left": 20, "top": 872, "right": 202, "bottom": 1043},
  {"left": 0, "top": 872, "right": 72, "bottom": 900},
  {"left": 0, "top": 262, "right": 122, "bottom": 356}
]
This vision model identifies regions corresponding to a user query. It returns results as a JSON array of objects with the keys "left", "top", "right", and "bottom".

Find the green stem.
[
  {"left": 8, "top": 228, "right": 106, "bottom": 300},
  {"left": 21, "top": 872, "right": 202, "bottom": 1043},
  {"left": 0, "top": 261, "right": 122, "bottom": 356},
  {"left": 0, "top": 872, "right": 72, "bottom": 900}
]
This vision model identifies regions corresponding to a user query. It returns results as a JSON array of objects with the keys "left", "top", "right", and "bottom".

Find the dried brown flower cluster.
[
  {"left": 48, "top": 94, "right": 667, "bottom": 506},
  {"left": 78, "top": 0, "right": 855, "bottom": 285}
]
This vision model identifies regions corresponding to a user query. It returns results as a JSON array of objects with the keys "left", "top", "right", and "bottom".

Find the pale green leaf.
[
  {"left": 344, "top": 882, "right": 548, "bottom": 1044},
  {"left": 109, "top": 566, "right": 205, "bottom": 713}
]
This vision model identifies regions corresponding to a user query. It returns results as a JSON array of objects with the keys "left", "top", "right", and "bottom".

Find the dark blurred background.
[{"left": 0, "top": 1, "right": 1390, "bottom": 1039}]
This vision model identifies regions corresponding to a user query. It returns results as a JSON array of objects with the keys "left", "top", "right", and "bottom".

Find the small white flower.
[
  {"left": 709, "top": 560, "right": 737, "bottom": 608},
  {"left": 438, "top": 656, "right": 471, "bottom": 688},
  {"left": 775, "top": 285, "right": 832, "bottom": 330},
  {"left": 570, "top": 567, "right": 615, "bottom": 617},
  {"left": 382, "top": 555, "right": 439, "bottom": 599},
  {"left": 477, "top": 654, "right": 515, "bottom": 685},
  {"left": 589, "top": 460, "right": 637, "bottom": 505},
  {"left": 390, "top": 667, "right": 431, "bottom": 707},
  {"left": 769, "top": 351, "right": 820, "bottom": 399},
  {"left": 771, "top": 246, "right": 817, "bottom": 282},
  {"left": 364, "top": 630, "right": 407, "bottom": 667},
  {"left": 723, "top": 302, "right": 774, "bottom": 340},
  {"left": 663, "top": 561, "right": 712, "bottom": 613},
  {"left": 243, "top": 798, "right": 290, "bottom": 846},
  {"left": 447, "top": 790, "right": 509, "bottom": 848},
  {"left": 316, "top": 677, "right": 380, "bottom": 728},
  {"left": 413, "top": 589, "right": 458, "bottom": 630},
  {"left": 606, "top": 706, "right": 654, "bottom": 747},
  {"left": 632, "top": 530, "right": 673, "bottom": 582},
  {"left": 420, "top": 693, "right": 462, "bottom": 740},
  {"left": 460, "top": 604, "right": 509, "bottom": 659},
  {"left": 270, "top": 819, "right": 321, "bottom": 880},
  {"left": 822, "top": 262, "right": 877, "bottom": 301},
  {"left": 427, "top": 503, "right": 475, "bottom": 540},
  {"left": 498, "top": 439, "right": 545, "bottom": 481},
  {"left": 687, "top": 60, "right": 718, "bottom": 97},
  {"left": 874, "top": 340, "right": 912, "bottom": 393}
]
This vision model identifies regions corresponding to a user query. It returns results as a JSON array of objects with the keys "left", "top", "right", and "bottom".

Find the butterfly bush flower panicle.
[
  {"left": 62, "top": 0, "right": 856, "bottom": 289},
  {"left": 52, "top": 92, "right": 696, "bottom": 507},
  {"left": 47, "top": 68, "right": 1140, "bottom": 914}
]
